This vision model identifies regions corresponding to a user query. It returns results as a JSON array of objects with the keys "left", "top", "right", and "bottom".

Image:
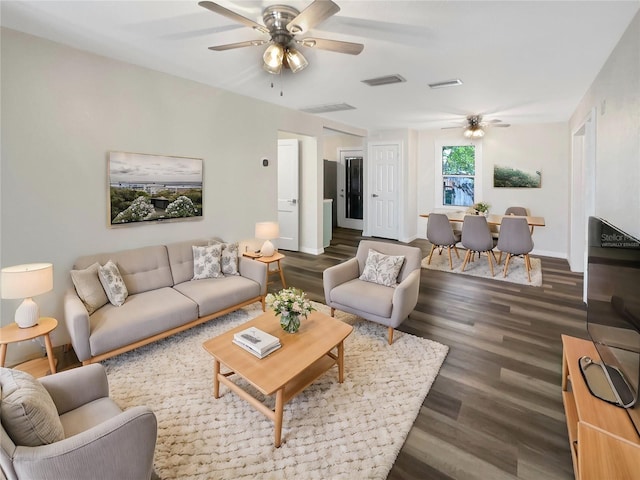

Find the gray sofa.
[{"left": 64, "top": 239, "right": 267, "bottom": 364}]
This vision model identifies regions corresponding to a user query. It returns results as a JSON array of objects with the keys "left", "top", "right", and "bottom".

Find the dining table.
[{"left": 420, "top": 211, "right": 546, "bottom": 233}]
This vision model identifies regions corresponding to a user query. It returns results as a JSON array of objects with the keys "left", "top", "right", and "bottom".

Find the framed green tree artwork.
[{"left": 493, "top": 165, "right": 541, "bottom": 188}]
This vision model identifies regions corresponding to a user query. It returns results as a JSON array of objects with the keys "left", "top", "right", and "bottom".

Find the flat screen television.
[{"left": 584, "top": 216, "right": 640, "bottom": 435}]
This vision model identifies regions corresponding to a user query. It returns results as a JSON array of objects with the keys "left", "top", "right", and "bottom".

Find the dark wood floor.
[
  {"left": 281, "top": 227, "right": 586, "bottom": 480},
  {"left": 55, "top": 227, "right": 586, "bottom": 479}
]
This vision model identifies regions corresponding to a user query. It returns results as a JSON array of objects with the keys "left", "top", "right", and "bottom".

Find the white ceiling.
[{"left": 2, "top": 1, "right": 639, "bottom": 132}]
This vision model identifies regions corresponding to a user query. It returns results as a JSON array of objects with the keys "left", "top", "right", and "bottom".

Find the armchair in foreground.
[
  {"left": 323, "top": 240, "right": 422, "bottom": 345},
  {"left": 0, "top": 364, "right": 157, "bottom": 480}
]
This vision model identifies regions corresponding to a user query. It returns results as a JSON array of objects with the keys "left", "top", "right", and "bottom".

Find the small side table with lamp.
[
  {"left": 251, "top": 222, "right": 287, "bottom": 289},
  {"left": 0, "top": 263, "right": 58, "bottom": 377}
]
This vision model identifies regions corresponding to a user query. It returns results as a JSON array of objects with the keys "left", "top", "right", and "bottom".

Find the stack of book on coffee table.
[{"left": 232, "top": 327, "right": 281, "bottom": 359}]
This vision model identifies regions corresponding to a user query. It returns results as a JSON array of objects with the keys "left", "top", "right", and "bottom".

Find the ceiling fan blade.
[
  {"left": 493, "top": 124, "right": 511, "bottom": 127},
  {"left": 208, "top": 40, "right": 267, "bottom": 51},
  {"left": 297, "top": 37, "right": 364, "bottom": 55},
  {"left": 441, "top": 126, "right": 463, "bottom": 130},
  {"left": 198, "top": 1, "right": 269, "bottom": 34},
  {"left": 287, "top": 0, "right": 340, "bottom": 34}
]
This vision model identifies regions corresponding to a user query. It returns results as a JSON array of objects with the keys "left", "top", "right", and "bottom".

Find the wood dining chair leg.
[
  {"left": 447, "top": 247, "right": 454, "bottom": 270},
  {"left": 497, "top": 250, "right": 503, "bottom": 264},
  {"left": 525, "top": 254, "right": 532, "bottom": 282},
  {"left": 453, "top": 246, "right": 460, "bottom": 259},
  {"left": 503, "top": 253, "right": 512, "bottom": 277},
  {"left": 486, "top": 250, "right": 495, "bottom": 277},
  {"left": 388, "top": 327, "right": 394, "bottom": 345},
  {"left": 461, "top": 249, "right": 472, "bottom": 272},
  {"left": 427, "top": 244, "right": 437, "bottom": 264}
]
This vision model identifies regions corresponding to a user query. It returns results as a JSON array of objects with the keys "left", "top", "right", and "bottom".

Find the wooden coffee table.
[{"left": 202, "top": 310, "right": 353, "bottom": 447}]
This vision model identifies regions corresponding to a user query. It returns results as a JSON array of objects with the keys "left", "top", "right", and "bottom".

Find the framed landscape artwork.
[
  {"left": 493, "top": 165, "right": 541, "bottom": 188},
  {"left": 108, "top": 151, "right": 203, "bottom": 226}
]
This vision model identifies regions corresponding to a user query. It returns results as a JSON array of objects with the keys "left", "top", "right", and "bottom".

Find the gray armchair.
[
  {"left": 323, "top": 240, "right": 422, "bottom": 344},
  {"left": 1, "top": 364, "right": 157, "bottom": 480}
]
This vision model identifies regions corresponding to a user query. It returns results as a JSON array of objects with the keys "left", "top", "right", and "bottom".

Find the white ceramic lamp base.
[
  {"left": 261, "top": 240, "right": 275, "bottom": 257},
  {"left": 15, "top": 297, "right": 39, "bottom": 328}
]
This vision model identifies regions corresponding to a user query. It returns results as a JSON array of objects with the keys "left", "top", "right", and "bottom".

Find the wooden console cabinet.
[{"left": 561, "top": 335, "right": 640, "bottom": 479}]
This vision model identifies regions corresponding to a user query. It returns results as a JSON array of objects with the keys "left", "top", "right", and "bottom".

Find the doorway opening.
[{"left": 345, "top": 156, "right": 363, "bottom": 220}]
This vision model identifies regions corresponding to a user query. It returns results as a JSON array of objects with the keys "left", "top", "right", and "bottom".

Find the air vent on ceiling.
[
  {"left": 361, "top": 74, "right": 406, "bottom": 87},
  {"left": 428, "top": 78, "right": 463, "bottom": 89},
  {"left": 300, "top": 103, "right": 356, "bottom": 114}
]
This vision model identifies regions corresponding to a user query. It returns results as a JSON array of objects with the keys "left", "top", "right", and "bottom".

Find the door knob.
[
  {"left": 372, "top": 194, "right": 379, "bottom": 197},
  {"left": 290, "top": 199, "right": 297, "bottom": 205}
]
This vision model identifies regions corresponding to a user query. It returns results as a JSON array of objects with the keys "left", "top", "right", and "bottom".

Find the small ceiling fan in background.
[
  {"left": 199, "top": 0, "right": 364, "bottom": 74},
  {"left": 443, "top": 115, "right": 511, "bottom": 138}
]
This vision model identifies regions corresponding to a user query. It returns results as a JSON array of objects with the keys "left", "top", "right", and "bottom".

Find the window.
[{"left": 435, "top": 143, "right": 482, "bottom": 208}]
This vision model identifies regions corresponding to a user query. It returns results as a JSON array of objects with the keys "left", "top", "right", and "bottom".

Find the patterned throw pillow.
[
  {"left": 98, "top": 260, "right": 129, "bottom": 306},
  {"left": 70, "top": 262, "right": 108, "bottom": 315},
  {"left": 221, "top": 242, "right": 240, "bottom": 276},
  {"left": 359, "top": 249, "right": 406, "bottom": 287},
  {"left": 192, "top": 244, "right": 223, "bottom": 280},
  {"left": 0, "top": 368, "right": 65, "bottom": 447}
]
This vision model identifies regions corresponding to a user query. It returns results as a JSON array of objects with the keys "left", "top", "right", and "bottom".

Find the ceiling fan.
[
  {"left": 198, "top": 0, "right": 364, "bottom": 74},
  {"left": 443, "top": 115, "right": 511, "bottom": 138}
]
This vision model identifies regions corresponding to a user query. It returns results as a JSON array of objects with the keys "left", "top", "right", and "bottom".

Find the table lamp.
[
  {"left": 255, "top": 222, "right": 279, "bottom": 257},
  {"left": 1, "top": 263, "right": 53, "bottom": 328}
]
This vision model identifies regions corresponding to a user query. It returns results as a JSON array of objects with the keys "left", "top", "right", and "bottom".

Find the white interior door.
[
  {"left": 337, "top": 148, "right": 364, "bottom": 230},
  {"left": 277, "top": 139, "right": 299, "bottom": 251},
  {"left": 369, "top": 143, "right": 400, "bottom": 239}
]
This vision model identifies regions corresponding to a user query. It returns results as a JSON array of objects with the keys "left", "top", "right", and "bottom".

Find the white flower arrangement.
[{"left": 265, "top": 287, "right": 314, "bottom": 318}]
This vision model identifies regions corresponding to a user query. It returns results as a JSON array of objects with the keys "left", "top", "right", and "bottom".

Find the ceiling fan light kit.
[{"left": 199, "top": 0, "right": 363, "bottom": 76}]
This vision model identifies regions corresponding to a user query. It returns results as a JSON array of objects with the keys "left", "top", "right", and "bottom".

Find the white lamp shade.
[
  {"left": 1, "top": 263, "right": 53, "bottom": 299},
  {"left": 255, "top": 222, "right": 280, "bottom": 240}
]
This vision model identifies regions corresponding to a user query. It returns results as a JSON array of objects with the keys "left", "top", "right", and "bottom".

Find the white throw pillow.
[
  {"left": 192, "top": 244, "right": 223, "bottom": 280},
  {"left": 98, "top": 260, "right": 129, "bottom": 306},
  {"left": 0, "top": 368, "right": 65, "bottom": 447},
  {"left": 70, "top": 262, "right": 108, "bottom": 314},
  {"left": 359, "top": 249, "right": 406, "bottom": 287},
  {"left": 221, "top": 242, "right": 240, "bottom": 276}
]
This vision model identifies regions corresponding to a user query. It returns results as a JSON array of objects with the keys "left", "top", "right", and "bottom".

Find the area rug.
[
  {"left": 421, "top": 249, "right": 543, "bottom": 287},
  {"left": 103, "top": 302, "right": 448, "bottom": 479}
]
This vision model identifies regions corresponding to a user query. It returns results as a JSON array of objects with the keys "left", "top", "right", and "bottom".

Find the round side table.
[{"left": 0, "top": 317, "right": 58, "bottom": 376}]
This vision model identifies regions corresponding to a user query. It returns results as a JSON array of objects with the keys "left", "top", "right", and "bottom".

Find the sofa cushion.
[
  {"left": 329, "top": 278, "right": 394, "bottom": 318},
  {"left": 70, "top": 262, "right": 108, "bottom": 314},
  {"left": 166, "top": 239, "right": 215, "bottom": 285},
  {"left": 221, "top": 242, "right": 240, "bottom": 276},
  {"left": 359, "top": 249, "right": 405, "bottom": 287},
  {"left": 0, "top": 368, "right": 65, "bottom": 447},
  {"left": 192, "top": 244, "right": 223, "bottom": 280},
  {"left": 174, "top": 276, "right": 261, "bottom": 317},
  {"left": 89, "top": 287, "right": 198, "bottom": 356},
  {"left": 74, "top": 245, "right": 173, "bottom": 296},
  {"left": 98, "top": 260, "right": 129, "bottom": 307}
]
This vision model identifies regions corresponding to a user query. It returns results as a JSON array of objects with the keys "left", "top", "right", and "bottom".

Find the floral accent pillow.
[
  {"left": 221, "top": 242, "right": 240, "bottom": 276},
  {"left": 359, "top": 249, "right": 406, "bottom": 287},
  {"left": 98, "top": 260, "right": 128, "bottom": 307},
  {"left": 192, "top": 244, "right": 223, "bottom": 280}
]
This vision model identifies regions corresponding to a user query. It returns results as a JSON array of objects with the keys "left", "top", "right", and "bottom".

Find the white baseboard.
[
  {"left": 531, "top": 248, "right": 567, "bottom": 259},
  {"left": 299, "top": 246, "right": 324, "bottom": 255}
]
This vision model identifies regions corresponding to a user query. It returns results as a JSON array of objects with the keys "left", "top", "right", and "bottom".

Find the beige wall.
[
  {"left": 0, "top": 28, "right": 364, "bottom": 364},
  {"left": 570, "top": 10, "right": 640, "bottom": 240}
]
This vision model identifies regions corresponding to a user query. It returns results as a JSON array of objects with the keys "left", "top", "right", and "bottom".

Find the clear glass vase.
[{"left": 280, "top": 311, "right": 301, "bottom": 333}]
